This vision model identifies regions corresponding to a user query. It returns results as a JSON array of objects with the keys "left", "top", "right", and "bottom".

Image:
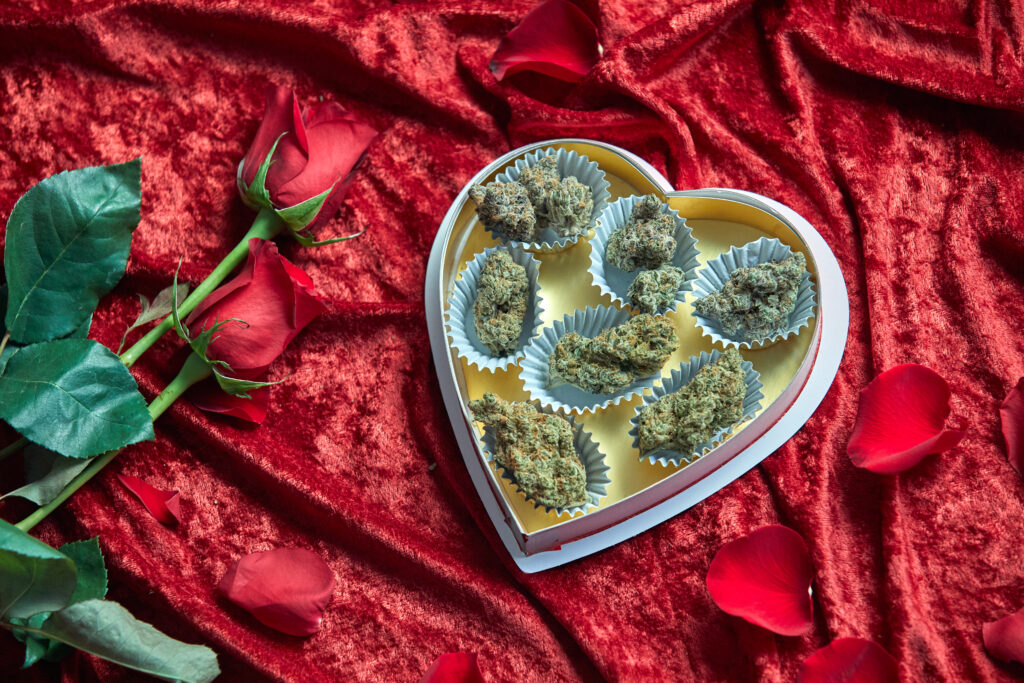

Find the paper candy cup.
[
  {"left": 445, "top": 245, "right": 544, "bottom": 373},
  {"left": 629, "top": 349, "right": 764, "bottom": 467},
  {"left": 480, "top": 410, "right": 610, "bottom": 517},
  {"left": 521, "top": 305, "right": 667, "bottom": 415},
  {"left": 479, "top": 147, "right": 610, "bottom": 253},
  {"left": 690, "top": 237, "right": 817, "bottom": 349},
  {"left": 588, "top": 194, "right": 700, "bottom": 314}
]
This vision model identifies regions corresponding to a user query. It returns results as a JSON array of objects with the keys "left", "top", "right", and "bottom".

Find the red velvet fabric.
[{"left": 1, "top": 1, "right": 1024, "bottom": 680}]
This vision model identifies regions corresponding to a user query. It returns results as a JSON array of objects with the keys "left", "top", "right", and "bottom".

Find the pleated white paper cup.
[
  {"left": 691, "top": 237, "right": 817, "bottom": 349},
  {"left": 629, "top": 350, "right": 764, "bottom": 467},
  {"left": 445, "top": 245, "right": 544, "bottom": 373},
  {"left": 480, "top": 410, "right": 610, "bottom": 517},
  {"left": 588, "top": 195, "right": 700, "bottom": 314},
  {"left": 521, "top": 305, "right": 669, "bottom": 415},
  {"left": 477, "top": 147, "right": 611, "bottom": 253}
]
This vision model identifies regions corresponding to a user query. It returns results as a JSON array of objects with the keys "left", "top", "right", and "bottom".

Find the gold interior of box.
[{"left": 442, "top": 143, "right": 816, "bottom": 535}]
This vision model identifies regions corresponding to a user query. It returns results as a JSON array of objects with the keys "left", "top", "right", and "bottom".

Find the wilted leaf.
[
  {"left": 117, "top": 282, "right": 191, "bottom": 354},
  {"left": 2, "top": 445, "right": 94, "bottom": 506},
  {"left": 20, "top": 599, "right": 220, "bottom": 683}
]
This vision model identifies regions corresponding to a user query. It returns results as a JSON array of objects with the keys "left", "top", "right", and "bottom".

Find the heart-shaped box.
[{"left": 426, "top": 140, "right": 849, "bottom": 573}]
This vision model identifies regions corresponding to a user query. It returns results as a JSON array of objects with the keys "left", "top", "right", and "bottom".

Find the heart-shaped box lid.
[{"left": 427, "top": 139, "right": 848, "bottom": 573}]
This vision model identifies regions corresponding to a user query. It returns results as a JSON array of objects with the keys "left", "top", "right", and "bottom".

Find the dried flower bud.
[
  {"left": 469, "top": 393, "right": 587, "bottom": 509},
  {"left": 470, "top": 181, "right": 538, "bottom": 241},
  {"left": 473, "top": 251, "right": 529, "bottom": 356},
  {"left": 694, "top": 252, "right": 806, "bottom": 340},
  {"left": 628, "top": 265, "right": 685, "bottom": 314},
  {"left": 605, "top": 195, "right": 677, "bottom": 271},
  {"left": 548, "top": 313, "right": 678, "bottom": 394},
  {"left": 638, "top": 348, "right": 746, "bottom": 456}
]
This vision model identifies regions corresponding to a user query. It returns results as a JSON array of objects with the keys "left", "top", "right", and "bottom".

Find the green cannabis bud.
[
  {"left": 605, "top": 194, "right": 677, "bottom": 271},
  {"left": 548, "top": 314, "right": 679, "bottom": 394},
  {"left": 693, "top": 252, "right": 806, "bottom": 340},
  {"left": 469, "top": 393, "right": 588, "bottom": 509},
  {"left": 473, "top": 251, "right": 529, "bottom": 356},
  {"left": 637, "top": 347, "right": 747, "bottom": 457},
  {"left": 520, "top": 157, "right": 593, "bottom": 237},
  {"left": 628, "top": 265, "right": 685, "bottom": 314},
  {"left": 470, "top": 181, "right": 539, "bottom": 241}
]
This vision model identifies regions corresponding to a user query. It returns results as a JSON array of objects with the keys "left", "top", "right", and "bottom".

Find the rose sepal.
[{"left": 236, "top": 135, "right": 284, "bottom": 211}]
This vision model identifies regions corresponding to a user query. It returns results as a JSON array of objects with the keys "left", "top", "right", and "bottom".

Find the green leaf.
[
  {"left": 14, "top": 611, "right": 69, "bottom": 667},
  {"left": 13, "top": 537, "right": 109, "bottom": 668},
  {"left": 60, "top": 538, "right": 107, "bottom": 604},
  {"left": 4, "top": 159, "right": 141, "bottom": 343},
  {"left": 1, "top": 313, "right": 92, "bottom": 376},
  {"left": 0, "top": 519, "right": 76, "bottom": 620},
  {"left": 0, "top": 339, "right": 154, "bottom": 459},
  {"left": 117, "top": 282, "right": 190, "bottom": 354},
  {"left": 22, "top": 599, "right": 220, "bottom": 683},
  {"left": 2, "top": 445, "right": 94, "bottom": 505}
]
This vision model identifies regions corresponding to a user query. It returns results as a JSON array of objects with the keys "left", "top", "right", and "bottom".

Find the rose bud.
[
  {"left": 237, "top": 85, "right": 377, "bottom": 236},
  {"left": 182, "top": 239, "right": 327, "bottom": 422}
]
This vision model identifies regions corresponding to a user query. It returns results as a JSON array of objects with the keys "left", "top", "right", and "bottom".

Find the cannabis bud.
[
  {"left": 469, "top": 393, "right": 587, "bottom": 509},
  {"left": 694, "top": 252, "right": 806, "bottom": 340},
  {"left": 473, "top": 251, "right": 529, "bottom": 356},
  {"left": 628, "top": 265, "right": 685, "bottom": 314},
  {"left": 548, "top": 314, "right": 678, "bottom": 394},
  {"left": 470, "top": 156, "right": 593, "bottom": 241},
  {"left": 604, "top": 194, "right": 677, "bottom": 272},
  {"left": 469, "top": 181, "right": 538, "bottom": 241},
  {"left": 637, "top": 348, "right": 746, "bottom": 457}
]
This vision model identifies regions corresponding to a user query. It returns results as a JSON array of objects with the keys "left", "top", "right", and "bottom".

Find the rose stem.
[
  {"left": 0, "top": 209, "right": 285, "bottom": 465},
  {"left": 15, "top": 352, "right": 212, "bottom": 532},
  {"left": 119, "top": 207, "right": 286, "bottom": 368}
]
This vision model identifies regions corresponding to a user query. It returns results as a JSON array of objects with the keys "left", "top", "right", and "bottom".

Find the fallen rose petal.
[
  {"left": 983, "top": 606, "right": 1024, "bottom": 664},
  {"left": 189, "top": 380, "right": 270, "bottom": 424},
  {"left": 117, "top": 474, "right": 180, "bottom": 525},
  {"left": 219, "top": 547, "right": 334, "bottom": 636},
  {"left": 419, "top": 652, "right": 486, "bottom": 683},
  {"left": 1000, "top": 377, "right": 1024, "bottom": 475},
  {"left": 706, "top": 525, "right": 814, "bottom": 636},
  {"left": 490, "top": 0, "right": 601, "bottom": 83},
  {"left": 847, "top": 364, "right": 964, "bottom": 474},
  {"left": 798, "top": 638, "right": 898, "bottom": 683}
]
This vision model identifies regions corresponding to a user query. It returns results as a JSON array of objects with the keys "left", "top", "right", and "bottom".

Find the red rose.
[
  {"left": 185, "top": 238, "right": 327, "bottom": 377},
  {"left": 237, "top": 85, "right": 377, "bottom": 233},
  {"left": 184, "top": 239, "right": 326, "bottom": 423}
]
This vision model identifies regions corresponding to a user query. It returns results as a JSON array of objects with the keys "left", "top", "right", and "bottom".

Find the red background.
[{"left": 2, "top": 0, "right": 1024, "bottom": 680}]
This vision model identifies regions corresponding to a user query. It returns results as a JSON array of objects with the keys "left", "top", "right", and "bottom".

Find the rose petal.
[
  {"left": 188, "top": 380, "right": 270, "bottom": 424},
  {"left": 490, "top": 0, "right": 601, "bottom": 83},
  {"left": 1000, "top": 377, "right": 1024, "bottom": 475},
  {"left": 798, "top": 638, "right": 898, "bottom": 683},
  {"left": 847, "top": 364, "right": 965, "bottom": 474},
  {"left": 706, "top": 525, "right": 814, "bottom": 636},
  {"left": 218, "top": 548, "right": 334, "bottom": 637},
  {"left": 271, "top": 106, "right": 377, "bottom": 225},
  {"left": 240, "top": 85, "right": 299, "bottom": 187},
  {"left": 185, "top": 239, "right": 328, "bottom": 375},
  {"left": 117, "top": 474, "right": 180, "bottom": 525},
  {"left": 984, "top": 606, "right": 1024, "bottom": 664},
  {"left": 419, "top": 652, "right": 486, "bottom": 683}
]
